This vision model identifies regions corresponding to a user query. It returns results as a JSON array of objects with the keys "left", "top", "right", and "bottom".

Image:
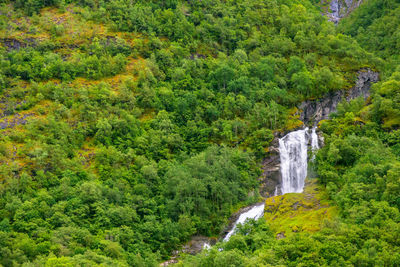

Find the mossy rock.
[{"left": 264, "top": 179, "right": 338, "bottom": 237}]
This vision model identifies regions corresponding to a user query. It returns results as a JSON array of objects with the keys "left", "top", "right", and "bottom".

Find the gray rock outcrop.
[
  {"left": 324, "top": 0, "right": 364, "bottom": 24},
  {"left": 299, "top": 69, "right": 379, "bottom": 126}
]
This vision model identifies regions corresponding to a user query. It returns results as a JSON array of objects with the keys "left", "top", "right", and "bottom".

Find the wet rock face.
[
  {"left": 259, "top": 138, "right": 281, "bottom": 197},
  {"left": 161, "top": 235, "right": 216, "bottom": 265},
  {"left": 179, "top": 236, "right": 216, "bottom": 255},
  {"left": 324, "top": 0, "right": 364, "bottom": 24},
  {"left": 299, "top": 69, "right": 379, "bottom": 126}
]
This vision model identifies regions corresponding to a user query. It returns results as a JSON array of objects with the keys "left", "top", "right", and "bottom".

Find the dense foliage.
[
  {"left": 179, "top": 70, "right": 400, "bottom": 267},
  {"left": 177, "top": 1, "right": 400, "bottom": 266},
  {"left": 338, "top": 0, "right": 400, "bottom": 68},
  {"left": 0, "top": 0, "right": 395, "bottom": 266}
]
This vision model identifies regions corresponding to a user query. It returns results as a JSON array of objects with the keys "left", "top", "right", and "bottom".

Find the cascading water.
[
  {"left": 223, "top": 127, "right": 320, "bottom": 242},
  {"left": 311, "top": 127, "right": 319, "bottom": 151},
  {"left": 223, "top": 203, "right": 265, "bottom": 241},
  {"left": 277, "top": 127, "right": 320, "bottom": 194},
  {"left": 274, "top": 187, "right": 278, "bottom": 196},
  {"left": 310, "top": 127, "right": 319, "bottom": 160},
  {"left": 203, "top": 243, "right": 211, "bottom": 250},
  {"left": 279, "top": 128, "right": 309, "bottom": 194}
]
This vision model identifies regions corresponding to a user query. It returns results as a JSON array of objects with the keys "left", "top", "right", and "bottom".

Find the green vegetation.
[
  {"left": 0, "top": 0, "right": 399, "bottom": 266},
  {"left": 264, "top": 179, "right": 337, "bottom": 235},
  {"left": 338, "top": 0, "right": 400, "bottom": 69},
  {"left": 178, "top": 81, "right": 400, "bottom": 266},
  {"left": 177, "top": 1, "right": 400, "bottom": 265}
]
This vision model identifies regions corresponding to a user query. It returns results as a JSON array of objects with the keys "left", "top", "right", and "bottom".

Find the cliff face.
[
  {"left": 299, "top": 69, "right": 379, "bottom": 126},
  {"left": 324, "top": 0, "right": 364, "bottom": 23}
]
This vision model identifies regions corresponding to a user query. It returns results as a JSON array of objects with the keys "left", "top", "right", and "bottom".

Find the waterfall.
[
  {"left": 223, "top": 127, "right": 320, "bottom": 242},
  {"left": 279, "top": 127, "right": 319, "bottom": 194},
  {"left": 279, "top": 128, "right": 309, "bottom": 194},
  {"left": 223, "top": 203, "right": 265, "bottom": 241},
  {"left": 203, "top": 243, "right": 211, "bottom": 250},
  {"left": 310, "top": 127, "right": 319, "bottom": 160}
]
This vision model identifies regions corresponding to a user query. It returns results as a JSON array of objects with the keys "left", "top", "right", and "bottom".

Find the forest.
[{"left": 0, "top": 0, "right": 399, "bottom": 266}]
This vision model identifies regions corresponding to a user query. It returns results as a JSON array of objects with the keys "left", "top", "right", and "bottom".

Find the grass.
[{"left": 264, "top": 179, "right": 338, "bottom": 237}]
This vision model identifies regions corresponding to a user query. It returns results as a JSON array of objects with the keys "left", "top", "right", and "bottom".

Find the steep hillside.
[
  {"left": 1, "top": 0, "right": 398, "bottom": 266},
  {"left": 177, "top": 1, "right": 400, "bottom": 266},
  {"left": 338, "top": 0, "right": 400, "bottom": 62}
]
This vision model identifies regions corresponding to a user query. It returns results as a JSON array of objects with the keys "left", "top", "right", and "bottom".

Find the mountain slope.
[
  {"left": 177, "top": 1, "right": 400, "bottom": 266},
  {"left": 0, "top": 0, "right": 395, "bottom": 266}
]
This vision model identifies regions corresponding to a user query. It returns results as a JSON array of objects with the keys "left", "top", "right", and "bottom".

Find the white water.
[
  {"left": 279, "top": 127, "right": 320, "bottom": 194},
  {"left": 223, "top": 127, "right": 320, "bottom": 242},
  {"left": 311, "top": 127, "right": 319, "bottom": 151},
  {"left": 279, "top": 128, "right": 309, "bottom": 194},
  {"left": 223, "top": 203, "right": 265, "bottom": 241},
  {"left": 310, "top": 127, "right": 319, "bottom": 160},
  {"left": 203, "top": 243, "right": 211, "bottom": 250}
]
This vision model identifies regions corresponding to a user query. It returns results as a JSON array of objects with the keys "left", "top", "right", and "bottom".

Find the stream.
[{"left": 223, "top": 203, "right": 266, "bottom": 241}]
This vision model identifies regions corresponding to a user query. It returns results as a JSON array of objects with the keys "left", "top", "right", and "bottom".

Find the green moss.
[{"left": 264, "top": 179, "right": 338, "bottom": 236}]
